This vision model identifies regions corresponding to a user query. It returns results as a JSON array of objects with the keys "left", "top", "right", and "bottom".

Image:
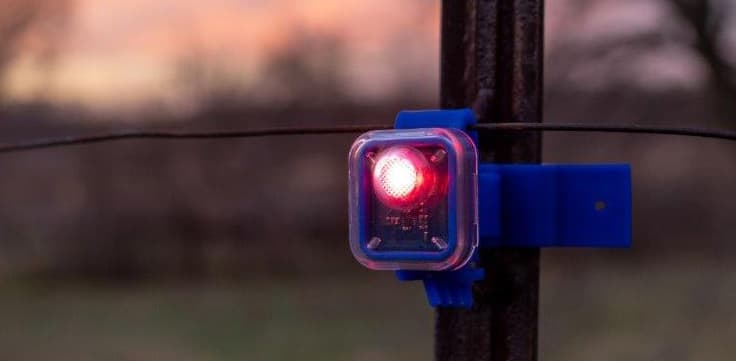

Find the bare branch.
[{"left": 668, "top": 0, "right": 735, "bottom": 98}]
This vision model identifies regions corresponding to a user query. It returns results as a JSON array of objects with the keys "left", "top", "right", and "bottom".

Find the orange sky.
[
  {"left": 4, "top": 0, "right": 707, "bottom": 114},
  {"left": 6, "top": 0, "right": 440, "bottom": 113}
]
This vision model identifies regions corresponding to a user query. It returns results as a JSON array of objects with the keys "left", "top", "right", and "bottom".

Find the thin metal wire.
[
  {"left": 0, "top": 124, "right": 393, "bottom": 154},
  {"left": 471, "top": 123, "right": 736, "bottom": 141},
  {"left": 0, "top": 123, "right": 734, "bottom": 154}
]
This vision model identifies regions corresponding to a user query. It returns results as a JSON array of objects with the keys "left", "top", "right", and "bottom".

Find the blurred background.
[{"left": 0, "top": 0, "right": 734, "bottom": 360}]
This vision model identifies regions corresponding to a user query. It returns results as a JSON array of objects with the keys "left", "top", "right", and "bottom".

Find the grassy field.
[
  {"left": 0, "top": 274, "right": 433, "bottom": 361},
  {"left": 0, "top": 261, "right": 735, "bottom": 361},
  {"left": 541, "top": 259, "right": 736, "bottom": 361}
]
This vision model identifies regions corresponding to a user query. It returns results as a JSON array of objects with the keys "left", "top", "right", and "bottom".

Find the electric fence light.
[
  {"left": 347, "top": 109, "right": 632, "bottom": 308},
  {"left": 348, "top": 128, "right": 478, "bottom": 271}
]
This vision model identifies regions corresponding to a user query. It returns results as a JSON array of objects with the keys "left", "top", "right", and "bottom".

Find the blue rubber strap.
[
  {"left": 394, "top": 108, "right": 478, "bottom": 143},
  {"left": 396, "top": 266, "right": 484, "bottom": 308},
  {"left": 479, "top": 164, "right": 632, "bottom": 247},
  {"left": 394, "top": 108, "right": 476, "bottom": 129}
]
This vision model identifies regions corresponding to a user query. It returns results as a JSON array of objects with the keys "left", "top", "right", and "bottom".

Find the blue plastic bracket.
[
  {"left": 478, "top": 164, "right": 631, "bottom": 247},
  {"left": 392, "top": 109, "right": 632, "bottom": 308}
]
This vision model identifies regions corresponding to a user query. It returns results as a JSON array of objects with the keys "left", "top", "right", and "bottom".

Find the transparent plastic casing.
[{"left": 348, "top": 128, "right": 478, "bottom": 271}]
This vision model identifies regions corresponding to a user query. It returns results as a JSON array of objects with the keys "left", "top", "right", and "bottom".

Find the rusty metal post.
[{"left": 436, "top": 1, "right": 543, "bottom": 360}]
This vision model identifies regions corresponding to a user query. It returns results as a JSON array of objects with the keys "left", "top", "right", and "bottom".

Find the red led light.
[{"left": 372, "top": 146, "right": 436, "bottom": 210}]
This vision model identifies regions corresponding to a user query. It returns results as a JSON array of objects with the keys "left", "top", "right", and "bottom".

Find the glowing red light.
[
  {"left": 372, "top": 146, "right": 436, "bottom": 210},
  {"left": 377, "top": 156, "right": 417, "bottom": 198}
]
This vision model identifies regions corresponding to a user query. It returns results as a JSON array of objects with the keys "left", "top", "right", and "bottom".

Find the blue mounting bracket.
[{"left": 393, "top": 109, "right": 632, "bottom": 308}]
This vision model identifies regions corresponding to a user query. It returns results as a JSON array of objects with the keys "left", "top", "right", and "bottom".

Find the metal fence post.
[{"left": 437, "top": 1, "right": 543, "bottom": 360}]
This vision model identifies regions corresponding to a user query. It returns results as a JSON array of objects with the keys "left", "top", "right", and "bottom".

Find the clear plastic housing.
[{"left": 348, "top": 128, "right": 478, "bottom": 271}]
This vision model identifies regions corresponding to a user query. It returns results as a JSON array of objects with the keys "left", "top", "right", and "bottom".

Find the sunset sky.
[
  {"left": 3, "top": 0, "right": 712, "bottom": 114},
  {"left": 5, "top": 0, "right": 439, "bottom": 113}
]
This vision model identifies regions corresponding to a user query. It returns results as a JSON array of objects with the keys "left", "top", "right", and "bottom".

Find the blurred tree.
[
  {"left": 171, "top": 46, "right": 250, "bottom": 117},
  {"left": 549, "top": 0, "right": 735, "bottom": 124},
  {"left": 0, "top": 0, "right": 73, "bottom": 102},
  {"left": 170, "top": 29, "right": 348, "bottom": 118},
  {"left": 668, "top": 0, "right": 736, "bottom": 109},
  {"left": 260, "top": 30, "right": 348, "bottom": 107}
]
